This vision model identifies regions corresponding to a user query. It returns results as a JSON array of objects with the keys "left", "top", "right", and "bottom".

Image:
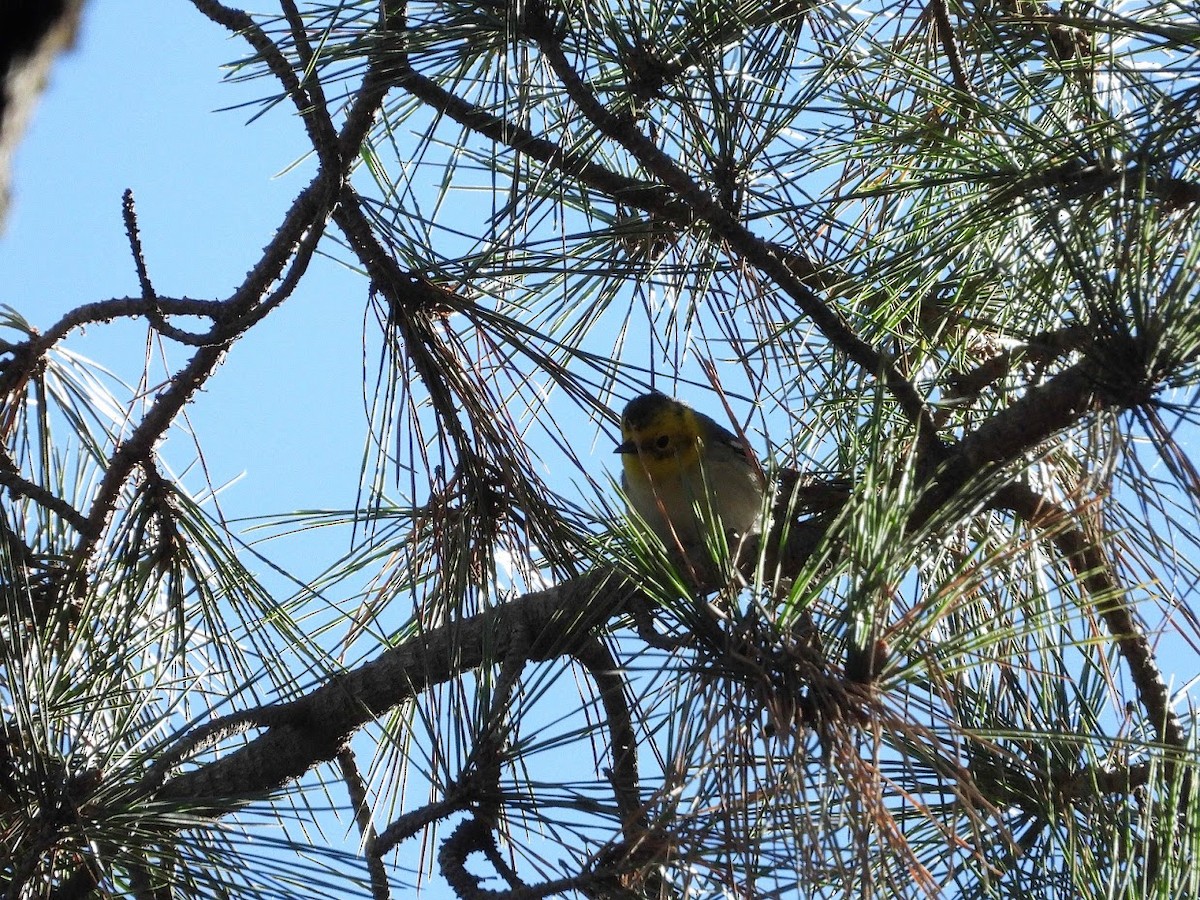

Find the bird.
[{"left": 615, "top": 392, "right": 767, "bottom": 550}]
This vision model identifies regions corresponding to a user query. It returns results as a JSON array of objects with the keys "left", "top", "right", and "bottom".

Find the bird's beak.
[{"left": 615, "top": 439, "right": 635, "bottom": 454}]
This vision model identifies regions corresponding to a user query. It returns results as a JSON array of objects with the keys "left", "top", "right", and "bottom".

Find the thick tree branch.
[
  {"left": 158, "top": 568, "right": 638, "bottom": 804},
  {"left": 953, "top": 361, "right": 1102, "bottom": 475},
  {"left": 918, "top": 353, "right": 1186, "bottom": 746},
  {"left": 917, "top": 356, "right": 1114, "bottom": 531},
  {"left": 151, "top": 497, "right": 834, "bottom": 810}
]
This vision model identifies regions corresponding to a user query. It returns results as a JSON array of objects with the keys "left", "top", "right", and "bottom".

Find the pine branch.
[{"left": 157, "top": 568, "right": 638, "bottom": 804}]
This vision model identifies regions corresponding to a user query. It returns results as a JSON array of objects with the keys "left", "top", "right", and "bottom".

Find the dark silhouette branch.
[
  {"left": 389, "top": 59, "right": 682, "bottom": 217},
  {"left": 0, "top": 446, "right": 90, "bottom": 535},
  {"left": 920, "top": 354, "right": 1119, "bottom": 525},
  {"left": 139, "top": 701, "right": 297, "bottom": 794},
  {"left": 64, "top": 0, "right": 402, "bottom": 577},
  {"left": 189, "top": 0, "right": 315, "bottom": 135},
  {"left": 2, "top": 297, "right": 226, "bottom": 357},
  {"left": 121, "top": 189, "right": 155, "bottom": 302},
  {"left": 277, "top": 0, "right": 344, "bottom": 172},
  {"left": 929, "top": 0, "right": 975, "bottom": 100},
  {"left": 121, "top": 189, "right": 221, "bottom": 347}
]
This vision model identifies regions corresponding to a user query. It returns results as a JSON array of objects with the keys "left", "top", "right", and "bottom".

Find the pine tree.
[{"left": 2, "top": 0, "right": 1199, "bottom": 896}]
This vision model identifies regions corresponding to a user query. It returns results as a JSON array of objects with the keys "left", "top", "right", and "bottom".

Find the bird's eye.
[{"left": 655, "top": 434, "right": 670, "bottom": 449}]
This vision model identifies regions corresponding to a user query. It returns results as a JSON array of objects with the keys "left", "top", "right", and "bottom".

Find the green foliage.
[{"left": 3, "top": 0, "right": 1200, "bottom": 897}]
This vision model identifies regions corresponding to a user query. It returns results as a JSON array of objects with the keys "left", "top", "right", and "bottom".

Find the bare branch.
[
  {"left": 929, "top": 0, "right": 975, "bottom": 100},
  {"left": 389, "top": 56, "right": 680, "bottom": 217},
  {"left": 189, "top": 0, "right": 316, "bottom": 137},
  {"left": 278, "top": 0, "right": 343, "bottom": 171},
  {"left": 572, "top": 637, "right": 644, "bottom": 836},
  {"left": 26, "top": 297, "right": 227, "bottom": 349}
]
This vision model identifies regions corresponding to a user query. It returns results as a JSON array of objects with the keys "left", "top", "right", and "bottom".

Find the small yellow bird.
[{"left": 615, "top": 392, "right": 767, "bottom": 549}]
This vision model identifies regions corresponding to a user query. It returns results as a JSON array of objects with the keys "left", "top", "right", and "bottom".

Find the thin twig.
[
  {"left": 122, "top": 189, "right": 222, "bottom": 346},
  {"left": 391, "top": 60, "right": 680, "bottom": 217},
  {"left": 0, "top": 447, "right": 91, "bottom": 535},
  {"left": 189, "top": 0, "right": 315, "bottom": 134},
  {"left": 34, "top": 297, "right": 226, "bottom": 347},
  {"left": 121, "top": 189, "right": 155, "bottom": 301},
  {"left": 75, "top": 167, "right": 337, "bottom": 568},
  {"left": 278, "top": 0, "right": 343, "bottom": 171}
]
